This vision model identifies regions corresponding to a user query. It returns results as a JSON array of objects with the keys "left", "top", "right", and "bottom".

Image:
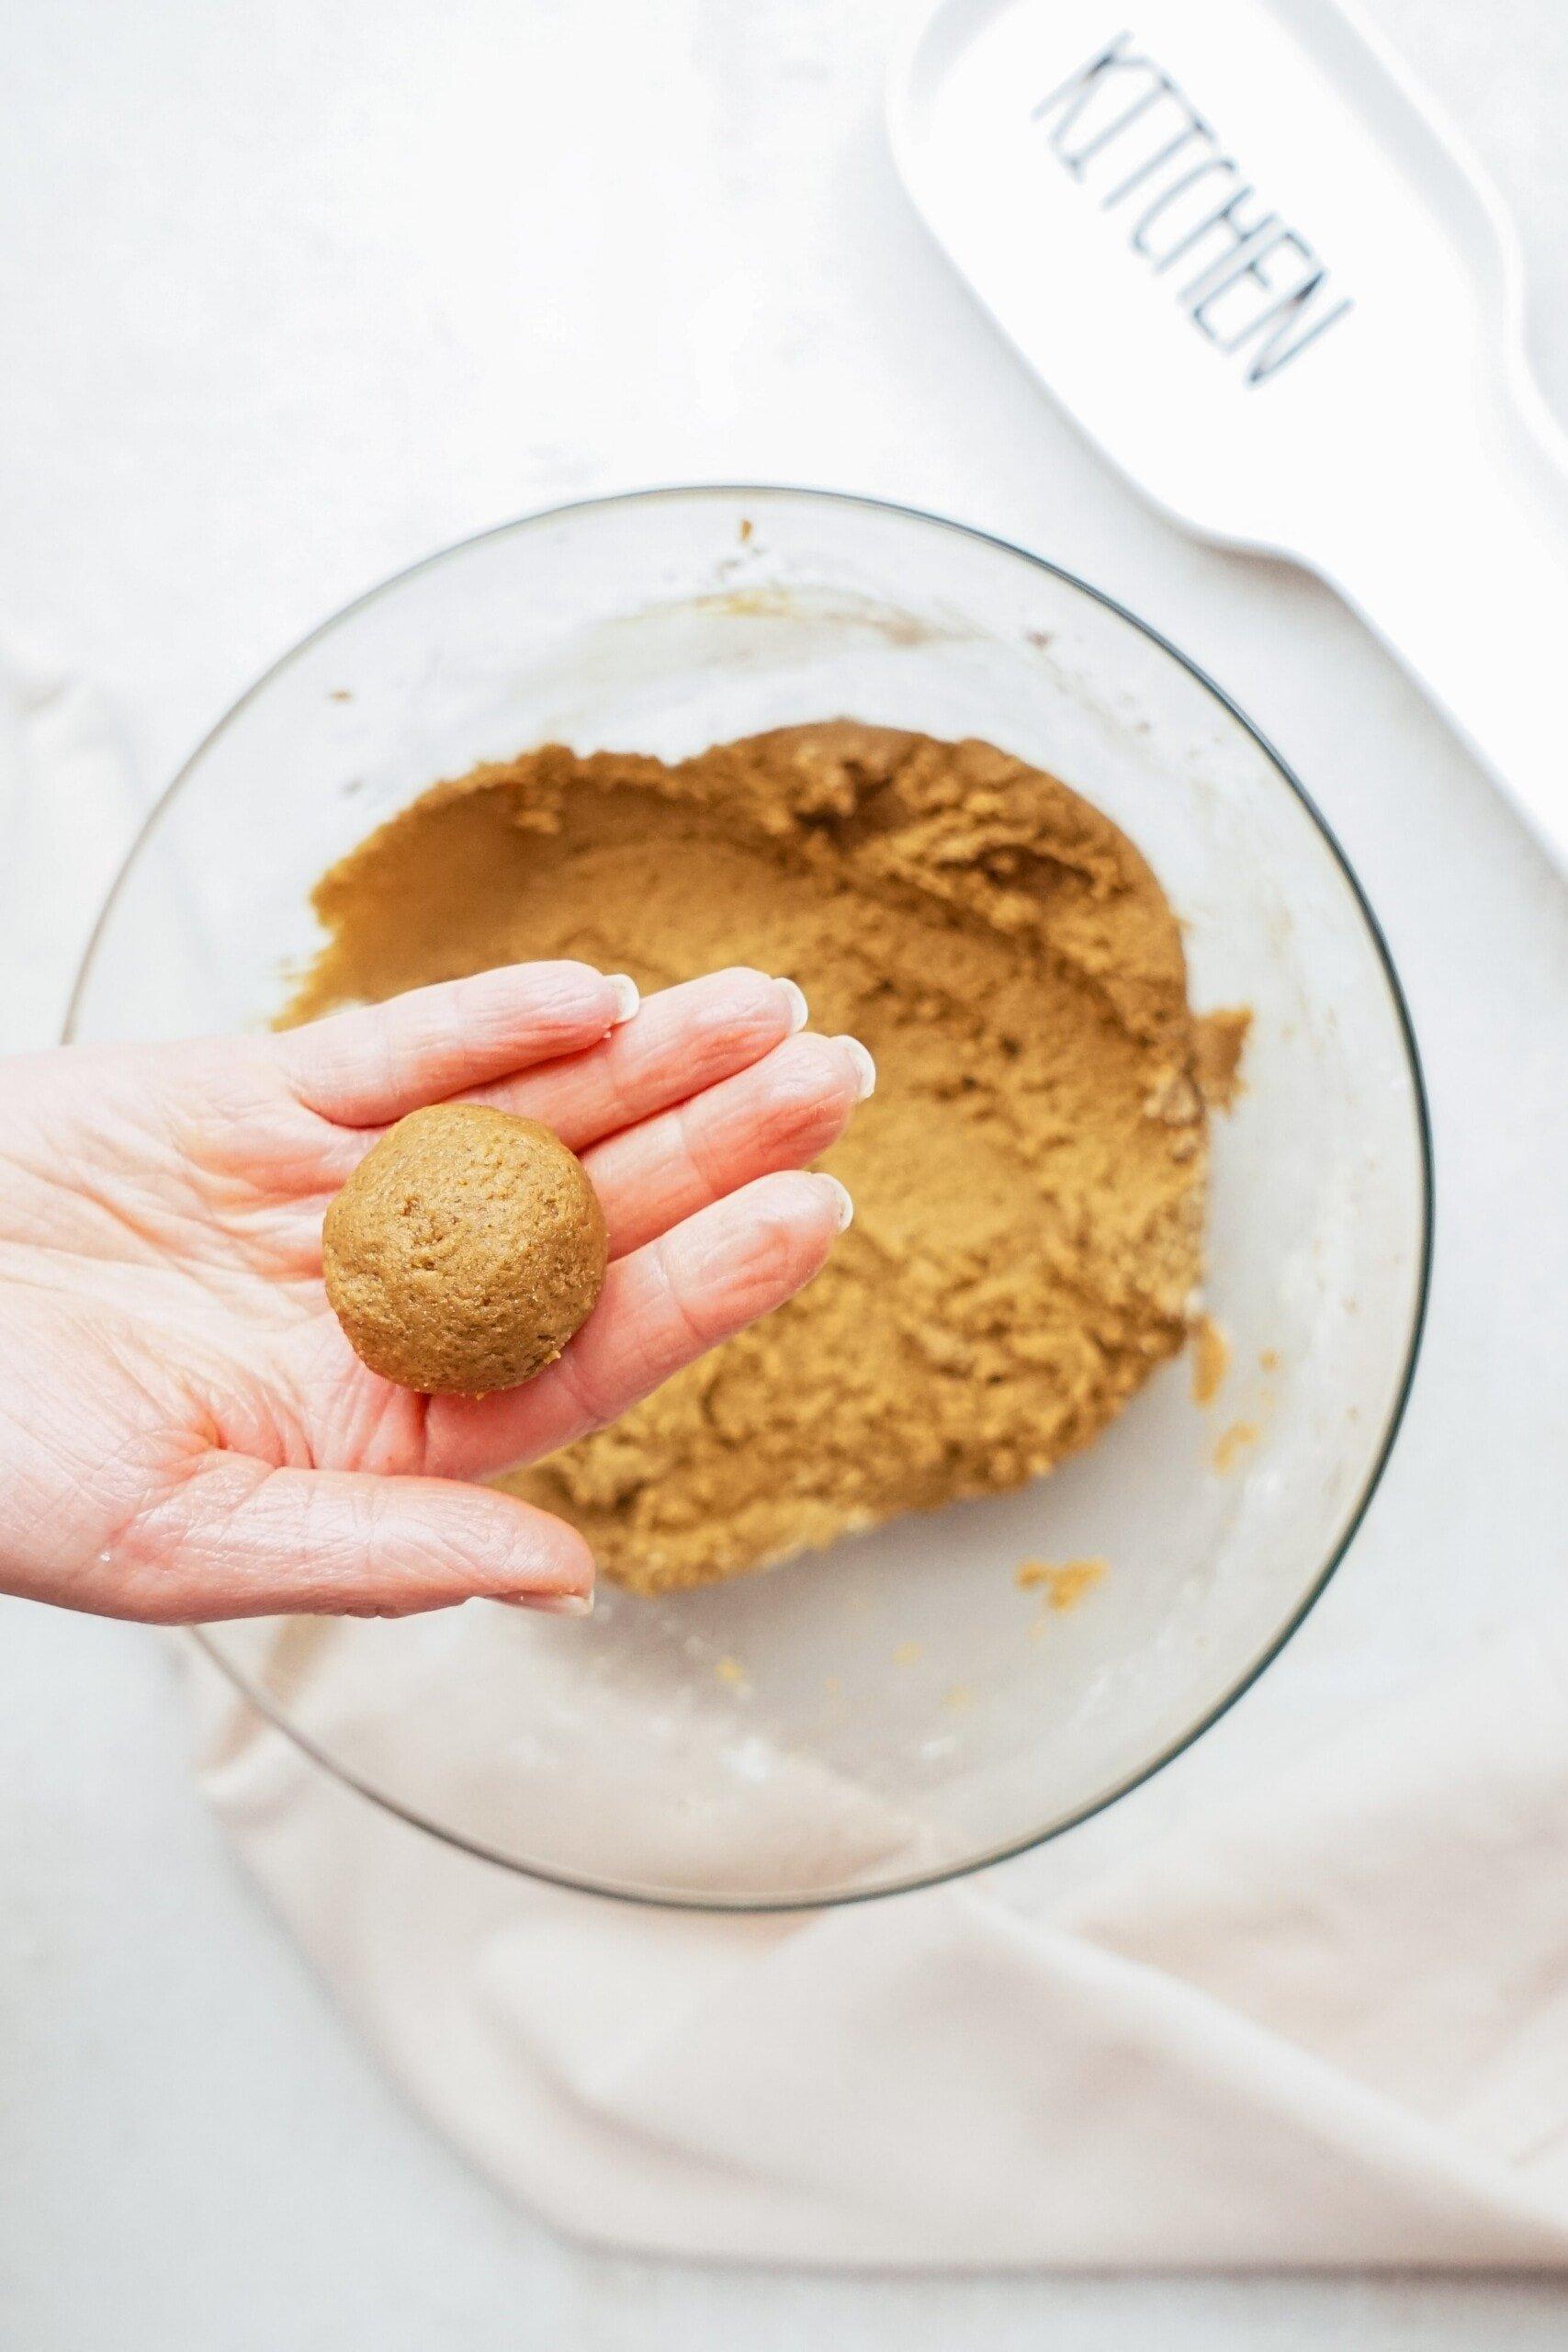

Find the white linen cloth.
[
  {"left": 7, "top": 658, "right": 1568, "bottom": 2270},
  {"left": 181, "top": 1619, "right": 1568, "bottom": 2267}
]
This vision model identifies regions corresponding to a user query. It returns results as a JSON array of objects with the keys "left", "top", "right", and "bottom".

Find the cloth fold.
[
  {"left": 184, "top": 1611, "right": 1568, "bottom": 2268},
  {"left": 9, "top": 652, "right": 1568, "bottom": 2270}
]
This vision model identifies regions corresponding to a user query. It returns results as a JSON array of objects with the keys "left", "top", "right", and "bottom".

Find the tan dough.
[
  {"left": 322, "top": 1103, "right": 606, "bottom": 1395},
  {"left": 288, "top": 721, "right": 1210, "bottom": 1591}
]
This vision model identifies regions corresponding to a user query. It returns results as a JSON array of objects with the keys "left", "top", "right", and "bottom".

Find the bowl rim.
[{"left": 68, "top": 482, "right": 1435, "bottom": 1914}]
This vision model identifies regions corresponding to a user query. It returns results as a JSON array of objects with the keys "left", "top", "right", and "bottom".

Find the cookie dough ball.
[{"left": 323, "top": 1103, "right": 608, "bottom": 1395}]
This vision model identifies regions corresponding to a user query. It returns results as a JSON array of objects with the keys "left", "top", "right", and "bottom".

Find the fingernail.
[
  {"left": 606, "top": 976, "right": 640, "bottom": 1025},
  {"left": 837, "top": 1035, "right": 876, "bottom": 1100},
  {"left": 776, "top": 978, "right": 809, "bottom": 1034},
  {"left": 817, "top": 1174, "right": 855, "bottom": 1231},
  {"left": 498, "top": 1590, "right": 595, "bottom": 1616}
]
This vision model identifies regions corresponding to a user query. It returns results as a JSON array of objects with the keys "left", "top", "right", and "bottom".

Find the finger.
[
  {"left": 281, "top": 965, "right": 818, "bottom": 1248},
  {"left": 584, "top": 1032, "right": 873, "bottom": 1258},
  {"left": 469, "top": 967, "right": 807, "bottom": 1150},
  {"left": 99, "top": 1453, "right": 593, "bottom": 1623},
  {"left": 423, "top": 1170, "right": 851, "bottom": 1481},
  {"left": 276, "top": 962, "right": 639, "bottom": 1126}
]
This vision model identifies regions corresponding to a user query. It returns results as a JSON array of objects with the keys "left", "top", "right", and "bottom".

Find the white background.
[{"left": 2, "top": 0, "right": 1566, "bottom": 2344}]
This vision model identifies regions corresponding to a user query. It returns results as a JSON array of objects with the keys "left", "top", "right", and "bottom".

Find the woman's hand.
[{"left": 0, "top": 963, "right": 868, "bottom": 1623}]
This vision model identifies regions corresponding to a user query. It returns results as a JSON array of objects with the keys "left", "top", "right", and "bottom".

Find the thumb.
[{"left": 96, "top": 1453, "right": 594, "bottom": 1624}]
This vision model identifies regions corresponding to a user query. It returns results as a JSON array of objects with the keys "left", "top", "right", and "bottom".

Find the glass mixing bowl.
[{"left": 68, "top": 487, "right": 1430, "bottom": 1909}]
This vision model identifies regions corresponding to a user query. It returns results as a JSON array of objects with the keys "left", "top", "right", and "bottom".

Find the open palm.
[{"left": 0, "top": 961, "right": 865, "bottom": 1623}]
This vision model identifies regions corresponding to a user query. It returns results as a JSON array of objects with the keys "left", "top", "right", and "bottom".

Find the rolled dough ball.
[{"left": 322, "top": 1102, "right": 607, "bottom": 1395}]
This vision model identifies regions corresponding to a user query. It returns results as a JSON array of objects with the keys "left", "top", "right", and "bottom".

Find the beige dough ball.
[{"left": 322, "top": 1102, "right": 607, "bottom": 1395}]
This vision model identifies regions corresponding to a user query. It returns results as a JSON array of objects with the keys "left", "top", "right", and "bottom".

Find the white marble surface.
[{"left": 1, "top": 0, "right": 1566, "bottom": 2342}]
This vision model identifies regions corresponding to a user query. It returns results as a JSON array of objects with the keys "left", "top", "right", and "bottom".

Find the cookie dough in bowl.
[{"left": 289, "top": 720, "right": 1213, "bottom": 1592}]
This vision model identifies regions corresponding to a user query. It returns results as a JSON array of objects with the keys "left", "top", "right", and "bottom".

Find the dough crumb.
[
  {"left": 891, "top": 1640, "right": 925, "bottom": 1668},
  {"left": 1212, "top": 1419, "right": 1259, "bottom": 1474},
  {"left": 1190, "top": 1313, "right": 1230, "bottom": 1404},
  {"left": 1016, "top": 1556, "right": 1109, "bottom": 1610}
]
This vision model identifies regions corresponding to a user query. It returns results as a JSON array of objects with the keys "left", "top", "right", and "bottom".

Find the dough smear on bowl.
[{"left": 284, "top": 721, "right": 1209, "bottom": 1595}]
